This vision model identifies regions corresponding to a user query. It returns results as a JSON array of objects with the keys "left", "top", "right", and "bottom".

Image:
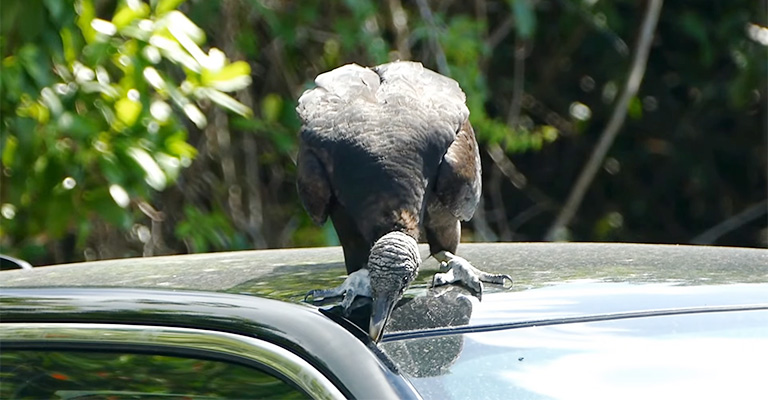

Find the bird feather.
[{"left": 296, "top": 61, "right": 481, "bottom": 273}]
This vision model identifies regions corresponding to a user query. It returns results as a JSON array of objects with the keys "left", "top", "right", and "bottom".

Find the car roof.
[
  {"left": 2, "top": 243, "right": 767, "bottom": 333},
  {"left": 2, "top": 242, "right": 766, "bottom": 282},
  {"left": 2, "top": 242, "right": 765, "bottom": 289}
]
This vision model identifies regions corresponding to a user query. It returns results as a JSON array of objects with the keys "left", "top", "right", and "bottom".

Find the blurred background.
[{"left": 1, "top": 0, "right": 766, "bottom": 265}]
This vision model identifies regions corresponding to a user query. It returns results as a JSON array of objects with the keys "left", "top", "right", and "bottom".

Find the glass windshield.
[{"left": 381, "top": 310, "right": 768, "bottom": 400}]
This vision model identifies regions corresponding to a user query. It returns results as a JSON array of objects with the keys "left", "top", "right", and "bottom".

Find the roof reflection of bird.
[
  {"left": 383, "top": 285, "right": 474, "bottom": 377},
  {"left": 297, "top": 61, "right": 510, "bottom": 342}
]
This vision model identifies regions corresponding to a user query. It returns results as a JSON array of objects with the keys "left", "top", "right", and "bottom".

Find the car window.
[
  {"left": 0, "top": 350, "right": 308, "bottom": 400},
  {"left": 381, "top": 309, "right": 768, "bottom": 400}
]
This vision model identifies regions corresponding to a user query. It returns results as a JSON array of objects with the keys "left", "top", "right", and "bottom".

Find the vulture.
[{"left": 296, "top": 61, "right": 511, "bottom": 342}]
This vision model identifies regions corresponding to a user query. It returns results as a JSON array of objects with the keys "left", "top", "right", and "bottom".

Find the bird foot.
[
  {"left": 431, "top": 251, "right": 512, "bottom": 301},
  {"left": 305, "top": 269, "right": 372, "bottom": 314}
]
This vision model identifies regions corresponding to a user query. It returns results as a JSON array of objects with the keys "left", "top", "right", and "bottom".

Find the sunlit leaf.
[
  {"left": 156, "top": 0, "right": 188, "bottom": 16},
  {"left": 149, "top": 35, "right": 201, "bottom": 72},
  {"left": 109, "top": 184, "right": 130, "bottom": 208},
  {"left": 150, "top": 100, "right": 172, "bottom": 122},
  {"left": 2, "top": 136, "right": 18, "bottom": 167},
  {"left": 16, "top": 95, "right": 50, "bottom": 123},
  {"left": 539, "top": 125, "right": 559, "bottom": 143},
  {"left": 182, "top": 103, "right": 207, "bottom": 128},
  {"left": 115, "top": 97, "right": 142, "bottom": 127},
  {"left": 195, "top": 88, "right": 251, "bottom": 117},
  {"left": 76, "top": 0, "right": 97, "bottom": 43},
  {"left": 201, "top": 60, "right": 252, "bottom": 92},
  {"left": 205, "top": 48, "right": 226, "bottom": 72},
  {"left": 80, "top": 81, "right": 119, "bottom": 98},
  {"left": 165, "top": 131, "right": 198, "bottom": 159},
  {"left": 143, "top": 66, "right": 166, "bottom": 90},
  {"left": 127, "top": 147, "right": 167, "bottom": 191},
  {"left": 112, "top": 1, "right": 150, "bottom": 29},
  {"left": 261, "top": 93, "right": 282, "bottom": 123},
  {"left": 164, "top": 11, "right": 205, "bottom": 44},
  {"left": 91, "top": 18, "right": 117, "bottom": 36},
  {"left": 155, "top": 152, "right": 181, "bottom": 182},
  {"left": 60, "top": 28, "right": 78, "bottom": 63}
]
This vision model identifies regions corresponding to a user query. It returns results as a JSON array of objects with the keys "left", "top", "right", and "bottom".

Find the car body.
[{"left": 1, "top": 243, "right": 767, "bottom": 399}]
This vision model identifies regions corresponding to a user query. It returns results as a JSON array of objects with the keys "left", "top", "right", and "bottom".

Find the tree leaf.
[
  {"left": 196, "top": 88, "right": 252, "bottom": 117},
  {"left": 201, "top": 61, "right": 252, "bottom": 92},
  {"left": 115, "top": 97, "right": 142, "bottom": 127},
  {"left": 261, "top": 93, "right": 282, "bottom": 123},
  {"left": 112, "top": 2, "right": 150, "bottom": 29},
  {"left": 127, "top": 147, "right": 167, "bottom": 191},
  {"left": 2, "top": 135, "right": 18, "bottom": 167},
  {"left": 156, "top": 0, "right": 188, "bottom": 16}
]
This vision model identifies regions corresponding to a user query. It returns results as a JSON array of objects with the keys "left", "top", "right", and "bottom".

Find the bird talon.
[
  {"left": 438, "top": 261, "right": 450, "bottom": 272},
  {"left": 431, "top": 253, "right": 512, "bottom": 297},
  {"left": 340, "top": 289, "right": 358, "bottom": 313},
  {"left": 304, "top": 289, "right": 331, "bottom": 302},
  {"left": 481, "top": 273, "right": 514, "bottom": 287}
]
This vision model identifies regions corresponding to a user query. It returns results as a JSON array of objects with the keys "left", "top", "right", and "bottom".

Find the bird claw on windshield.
[
  {"left": 431, "top": 251, "right": 513, "bottom": 301},
  {"left": 304, "top": 269, "right": 372, "bottom": 315}
]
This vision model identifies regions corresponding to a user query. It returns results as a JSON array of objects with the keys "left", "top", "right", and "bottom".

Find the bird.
[{"left": 296, "top": 61, "right": 511, "bottom": 342}]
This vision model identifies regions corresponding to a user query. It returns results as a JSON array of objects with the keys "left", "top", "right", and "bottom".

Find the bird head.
[{"left": 367, "top": 231, "right": 420, "bottom": 343}]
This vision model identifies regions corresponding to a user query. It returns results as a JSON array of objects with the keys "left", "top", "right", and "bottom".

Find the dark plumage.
[{"left": 297, "top": 61, "right": 506, "bottom": 342}]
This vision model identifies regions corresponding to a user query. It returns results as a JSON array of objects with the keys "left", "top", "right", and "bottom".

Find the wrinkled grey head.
[{"left": 367, "top": 231, "right": 421, "bottom": 342}]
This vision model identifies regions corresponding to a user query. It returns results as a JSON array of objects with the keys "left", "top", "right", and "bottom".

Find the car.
[{"left": 1, "top": 242, "right": 767, "bottom": 399}]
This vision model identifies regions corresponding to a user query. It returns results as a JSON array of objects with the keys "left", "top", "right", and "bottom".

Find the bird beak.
[{"left": 369, "top": 294, "right": 396, "bottom": 343}]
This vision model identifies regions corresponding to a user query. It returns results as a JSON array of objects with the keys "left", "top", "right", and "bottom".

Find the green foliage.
[
  {"left": 2, "top": 0, "right": 764, "bottom": 263},
  {"left": 1, "top": 0, "right": 252, "bottom": 260},
  {"left": 175, "top": 205, "right": 247, "bottom": 253}
]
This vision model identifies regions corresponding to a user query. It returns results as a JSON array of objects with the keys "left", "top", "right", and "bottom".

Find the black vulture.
[{"left": 297, "top": 61, "right": 511, "bottom": 342}]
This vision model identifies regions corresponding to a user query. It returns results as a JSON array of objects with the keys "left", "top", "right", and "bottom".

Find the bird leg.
[
  {"left": 432, "top": 251, "right": 513, "bottom": 300},
  {"left": 305, "top": 269, "right": 372, "bottom": 314}
]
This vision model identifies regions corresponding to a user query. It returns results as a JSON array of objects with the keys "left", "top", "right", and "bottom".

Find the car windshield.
[{"left": 380, "top": 308, "right": 768, "bottom": 400}]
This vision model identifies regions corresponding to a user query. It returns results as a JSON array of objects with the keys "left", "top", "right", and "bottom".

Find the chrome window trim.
[{"left": 0, "top": 322, "right": 346, "bottom": 400}]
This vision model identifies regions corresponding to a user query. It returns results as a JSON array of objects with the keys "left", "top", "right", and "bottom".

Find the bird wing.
[
  {"left": 373, "top": 62, "right": 479, "bottom": 222},
  {"left": 296, "top": 61, "right": 474, "bottom": 268},
  {"left": 432, "top": 119, "right": 482, "bottom": 222},
  {"left": 296, "top": 143, "right": 331, "bottom": 225}
]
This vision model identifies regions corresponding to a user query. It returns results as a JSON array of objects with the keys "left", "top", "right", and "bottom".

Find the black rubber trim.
[{"left": 381, "top": 304, "right": 768, "bottom": 342}]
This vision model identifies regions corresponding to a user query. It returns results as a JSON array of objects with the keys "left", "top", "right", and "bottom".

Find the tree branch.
[
  {"left": 545, "top": 0, "right": 663, "bottom": 241},
  {"left": 690, "top": 200, "right": 768, "bottom": 245},
  {"left": 387, "top": 0, "right": 411, "bottom": 60},
  {"left": 506, "top": 37, "right": 527, "bottom": 126},
  {"left": 414, "top": 0, "right": 449, "bottom": 74}
]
